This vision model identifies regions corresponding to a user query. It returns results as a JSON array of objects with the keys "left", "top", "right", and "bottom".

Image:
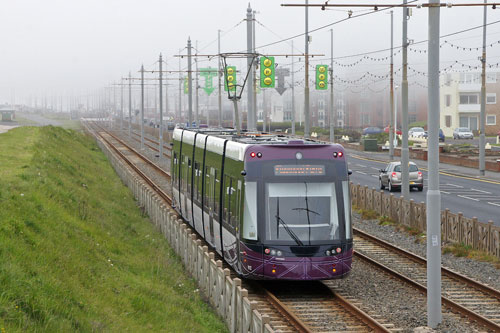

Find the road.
[{"left": 347, "top": 152, "right": 500, "bottom": 226}]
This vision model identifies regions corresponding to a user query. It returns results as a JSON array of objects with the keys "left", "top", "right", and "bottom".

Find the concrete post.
[
  {"left": 128, "top": 72, "right": 132, "bottom": 138},
  {"left": 291, "top": 40, "right": 296, "bottom": 135},
  {"left": 401, "top": 0, "right": 410, "bottom": 198},
  {"left": 140, "top": 65, "right": 145, "bottom": 150},
  {"left": 330, "top": 29, "right": 335, "bottom": 143},
  {"left": 159, "top": 54, "right": 164, "bottom": 161},
  {"left": 389, "top": 10, "right": 395, "bottom": 160},
  {"left": 427, "top": 0, "right": 442, "bottom": 327},
  {"left": 218, "top": 30, "right": 222, "bottom": 127},
  {"left": 304, "top": 0, "right": 310, "bottom": 138}
]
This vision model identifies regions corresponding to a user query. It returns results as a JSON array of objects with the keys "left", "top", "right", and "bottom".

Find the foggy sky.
[{"left": 1, "top": 0, "right": 500, "bottom": 103}]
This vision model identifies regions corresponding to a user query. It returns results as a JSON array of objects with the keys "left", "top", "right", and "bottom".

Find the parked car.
[
  {"left": 408, "top": 127, "right": 426, "bottom": 138},
  {"left": 453, "top": 127, "right": 474, "bottom": 139},
  {"left": 384, "top": 126, "right": 402, "bottom": 135},
  {"left": 439, "top": 128, "right": 445, "bottom": 142},
  {"left": 362, "top": 127, "right": 383, "bottom": 135},
  {"left": 379, "top": 161, "right": 423, "bottom": 192}
]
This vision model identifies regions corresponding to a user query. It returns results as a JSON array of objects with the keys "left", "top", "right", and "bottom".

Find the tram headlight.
[
  {"left": 270, "top": 249, "right": 276, "bottom": 256},
  {"left": 296, "top": 152, "right": 303, "bottom": 160},
  {"left": 325, "top": 250, "right": 331, "bottom": 256},
  {"left": 276, "top": 251, "right": 282, "bottom": 257}
]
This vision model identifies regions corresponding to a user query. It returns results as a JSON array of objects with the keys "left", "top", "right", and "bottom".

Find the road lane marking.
[
  {"left": 371, "top": 175, "right": 379, "bottom": 178},
  {"left": 444, "top": 183, "right": 463, "bottom": 188},
  {"left": 371, "top": 167, "right": 380, "bottom": 170},
  {"left": 349, "top": 154, "right": 500, "bottom": 185},
  {"left": 488, "top": 202, "right": 500, "bottom": 207},
  {"left": 470, "top": 188, "right": 492, "bottom": 194},
  {"left": 355, "top": 171, "right": 367, "bottom": 175},
  {"left": 356, "top": 163, "right": 366, "bottom": 167},
  {"left": 457, "top": 195, "right": 480, "bottom": 201},
  {"left": 441, "top": 191, "right": 451, "bottom": 194}
]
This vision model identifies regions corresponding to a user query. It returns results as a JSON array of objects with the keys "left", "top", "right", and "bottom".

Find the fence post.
[
  {"left": 488, "top": 221, "right": 494, "bottom": 255},
  {"left": 472, "top": 216, "right": 478, "bottom": 249}
]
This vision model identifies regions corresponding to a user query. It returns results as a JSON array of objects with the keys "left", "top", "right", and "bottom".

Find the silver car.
[
  {"left": 379, "top": 161, "right": 424, "bottom": 192},
  {"left": 453, "top": 127, "right": 474, "bottom": 139}
]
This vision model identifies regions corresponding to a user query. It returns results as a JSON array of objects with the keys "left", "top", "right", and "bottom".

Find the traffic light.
[
  {"left": 260, "top": 56, "right": 275, "bottom": 88},
  {"left": 224, "top": 66, "right": 236, "bottom": 92},
  {"left": 184, "top": 77, "right": 189, "bottom": 94},
  {"left": 315, "top": 65, "right": 328, "bottom": 90}
]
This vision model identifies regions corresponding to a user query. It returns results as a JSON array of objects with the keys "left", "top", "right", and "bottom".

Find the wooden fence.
[
  {"left": 350, "top": 183, "right": 500, "bottom": 259},
  {"left": 89, "top": 127, "right": 273, "bottom": 333}
]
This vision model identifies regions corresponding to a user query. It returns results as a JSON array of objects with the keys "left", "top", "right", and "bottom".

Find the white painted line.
[
  {"left": 441, "top": 191, "right": 451, "bottom": 194},
  {"left": 371, "top": 175, "right": 379, "bottom": 178},
  {"left": 356, "top": 171, "right": 367, "bottom": 175},
  {"left": 470, "top": 188, "right": 492, "bottom": 194},
  {"left": 443, "top": 183, "right": 463, "bottom": 188},
  {"left": 371, "top": 167, "right": 380, "bottom": 170},
  {"left": 457, "top": 195, "right": 480, "bottom": 202},
  {"left": 488, "top": 202, "right": 500, "bottom": 207},
  {"left": 356, "top": 164, "right": 366, "bottom": 167}
]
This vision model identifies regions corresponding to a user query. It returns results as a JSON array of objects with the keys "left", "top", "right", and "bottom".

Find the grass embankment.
[{"left": 0, "top": 126, "right": 227, "bottom": 332}]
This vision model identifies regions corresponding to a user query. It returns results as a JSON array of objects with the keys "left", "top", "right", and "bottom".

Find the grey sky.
[{"left": 1, "top": 0, "right": 499, "bottom": 103}]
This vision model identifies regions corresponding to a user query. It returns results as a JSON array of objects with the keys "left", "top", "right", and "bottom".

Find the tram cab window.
[
  {"left": 265, "top": 182, "right": 340, "bottom": 243},
  {"left": 242, "top": 182, "right": 258, "bottom": 240}
]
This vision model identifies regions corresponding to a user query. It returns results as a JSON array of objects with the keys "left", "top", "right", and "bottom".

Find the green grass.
[
  {"left": 0, "top": 126, "right": 227, "bottom": 332},
  {"left": 443, "top": 243, "right": 500, "bottom": 268}
]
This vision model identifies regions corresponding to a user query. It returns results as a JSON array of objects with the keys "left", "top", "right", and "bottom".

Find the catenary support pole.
[
  {"left": 292, "top": 40, "right": 296, "bottom": 135},
  {"left": 178, "top": 48, "right": 182, "bottom": 123},
  {"left": 233, "top": 98, "right": 240, "bottom": 135},
  {"left": 247, "top": 4, "right": 254, "bottom": 131},
  {"left": 187, "top": 38, "right": 193, "bottom": 126},
  {"left": 218, "top": 30, "right": 222, "bottom": 127},
  {"left": 141, "top": 65, "right": 145, "bottom": 150},
  {"left": 480, "top": 1, "right": 487, "bottom": 176},
  {"left": 304, "top": 0, "right": 310, "bottom": 138},
  {"left": 330, "top": 29, "right": 335, "bottom": 143},
  {"left": 120, "top": 78, "right": 124, "bottom": 131},
  {"left": 159, "top": 53, "right": 164, "bottom": 161},
  {"left": 128, "top": 72, "right": 132, "bottom": 138},
  {"left": 401, "top": 0, "right": 410, "bottom": 198},
  {"left": 253, "top": 10, "right": 257, "bottom": 131},
  {"left": 389, "top": 10, "right": 395, "bottom": 160},
  {"left": 427, "top": 0, "right": 442, "bottom": 328},
  {"left": 195, "top": 41, "right": 199, "bottom": 126}
]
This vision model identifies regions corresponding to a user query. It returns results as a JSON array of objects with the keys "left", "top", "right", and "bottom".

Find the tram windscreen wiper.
[
  {"left": 275, "top": 197, "right": 304, "bottom": 246},
  {"left": 291, "top": 182, "right": 320, "bottom": 245}
]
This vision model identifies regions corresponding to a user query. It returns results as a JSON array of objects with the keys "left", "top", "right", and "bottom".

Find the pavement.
[
  {"left": 345, "top": 147, "right": 500, "bottom": 226},
  {"left": 0, "top": 123, "right": 18, "bottom": 134}
]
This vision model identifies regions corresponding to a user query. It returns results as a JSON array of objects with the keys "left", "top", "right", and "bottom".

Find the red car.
[{"left": 384, "top": 126, "right": 402, "bottom": 135}]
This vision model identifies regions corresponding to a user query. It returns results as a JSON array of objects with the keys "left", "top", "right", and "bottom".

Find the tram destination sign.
[{"left": 274, "top": 165, "right": 325, "bottom": 176}]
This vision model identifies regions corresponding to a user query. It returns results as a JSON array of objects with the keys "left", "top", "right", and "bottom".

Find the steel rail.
[
  {"left": 354, "top": 244, "right": 500, "bottom": 331},
  {"left": 354, "top": 228, "right": 500, "bottom": 299}
]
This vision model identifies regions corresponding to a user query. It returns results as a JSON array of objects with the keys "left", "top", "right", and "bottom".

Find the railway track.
[
  {"left": 85, "top": 121, "right": 393, "bottom": 332},
  {"left": 354, "top": 228, "right": 500, "bottom": 332}
]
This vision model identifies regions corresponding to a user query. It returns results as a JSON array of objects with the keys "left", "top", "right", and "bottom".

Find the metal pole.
[
  {"left": 188, "top": 38, "right": 193, "bottom": 126},
  {"left": 120, "top": 78, "right": 124, "bottom": 131},
  {"left": 218, "top": 30, "right": 222, "bottom": 127},
  {"left": 292, "top": 40, "right": 296, "bottom": 135},
  {"left": 141, "top": 64, "right": 145, "bottom": 150},
  {"left": 178, "top": 48, "right": 182, "bottom": 123},
  {"left": 159, "top": 53, "right": 164, "bottom": 161},
  {"left": 128, "top": 71, "right": 132, "bottom": 138},
  {"left": 427, "top": 0, "right": 442, "bottom": 327},
  {"left": 263, "top": 89, "right": 267, "bottom": 132},
  {"left": 389, "top": 10, "right": 395, "bottom": 160},
  {"left": 401, "top": 0, "right": 410, "bottom": 199},
  {"left": 479, "top": 1, "right": 487, "bottom": 176},
  {"left": 233, "top": 98, "right": 240, "bottom": 135},
  {"left": 304, "top": 0, "right": 310, "bottom": 138},
  {"left": 330, "top": 29, "right": 335, "bottom": 143},
  {"left": 247, "top": 4, "right": 254, "bottom": 131},
  {"left": 195, "top": 41, "right": 200, "bottom": 126},
  {"left": 253, "top": 10, "right": 257, "bottom": 131}
]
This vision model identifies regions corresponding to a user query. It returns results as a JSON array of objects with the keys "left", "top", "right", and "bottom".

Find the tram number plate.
[{"left": 274, "top": 165, "right": 325, "bottom": 176}]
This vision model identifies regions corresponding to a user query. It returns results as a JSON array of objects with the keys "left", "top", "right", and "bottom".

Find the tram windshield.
[{"left": 265, "top": 182, "right": 341, "bottom": 245}]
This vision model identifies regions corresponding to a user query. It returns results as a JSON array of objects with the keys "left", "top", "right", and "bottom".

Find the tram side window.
[
  {"left": 235, "top": 180, "right": 242, "bottom": 229},
  {"left": 172, "top": 152, "right": 177, "bottom": 184},
  {"left": 213, "top": 169, "right": 218, "bottom": 216},
  {"left": 223, "top": 176, "right": 233, "bottom": 229},
  {"left": 242, "top": 182, "right": 257, "bottom": 240},
  {"left": 194, "top": 162, "right": 200, "bottom": 201},
  {"left": 342, "top": 181, "right": 352, "bottom": 239},
  {"left": 187, "top": 158, "right": 192, "bottom": 195},
  {"left": 204, "top": 167, "right": 210, "bottom": 210}
]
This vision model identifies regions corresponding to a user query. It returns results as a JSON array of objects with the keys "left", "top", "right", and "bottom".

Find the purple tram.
[{"left": 171, "top": 128, "right": 352, "bottom": 280}]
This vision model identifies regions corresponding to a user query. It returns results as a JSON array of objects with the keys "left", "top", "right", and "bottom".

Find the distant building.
[
  {"left": 0, "top": 107, "right": 15, "bottom": 122},
  {"left": 440, "top": 72, "right": 500, "bottom": 136}
]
